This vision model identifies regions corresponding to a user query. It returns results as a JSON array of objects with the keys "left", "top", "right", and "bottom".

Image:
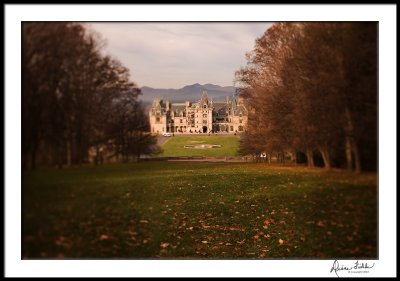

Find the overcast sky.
[{"left": 88, "top": 23, "right": 272, "bottom": 89}]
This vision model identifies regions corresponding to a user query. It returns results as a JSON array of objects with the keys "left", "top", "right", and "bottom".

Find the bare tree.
[{"left": 22, "top": 22, "right": 156, "bottom": 169}]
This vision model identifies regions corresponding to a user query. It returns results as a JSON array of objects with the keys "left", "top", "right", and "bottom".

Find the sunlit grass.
[
  {"left": 22, "top": 162, "right": 377, "bottom": 259},
  {"left": 156, "top": 136, "right": 240, "bottom": 157}
]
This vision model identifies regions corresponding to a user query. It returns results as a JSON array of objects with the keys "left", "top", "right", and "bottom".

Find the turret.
[
  {"left": 201, "top": 90, "right": 209, "bottom": 107},
  {"left": 165, "top": 99, "right": 170, "bottom": 111}
]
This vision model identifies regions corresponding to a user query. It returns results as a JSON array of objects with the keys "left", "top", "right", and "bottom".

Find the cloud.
[{"left": 88, "top": 22, "right": 272, "bottom": 88}]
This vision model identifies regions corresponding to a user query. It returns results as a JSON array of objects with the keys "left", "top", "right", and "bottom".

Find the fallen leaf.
[
  {"left": 229, "top": 227, "right": 241, "bottom": 231},
  {"left": 99, "top": 235, "right": 109, "bottom": 240},
  {"left": 279, "top": 239, "right": 284, "bottom": 245},
  {"left": 160, "top": 242, "right": 170, "bottom": 248},
  {"left": 140, "top": 220, "right": 149, "bottom": 224},
  {"left": 201, "top": 241, "right": 208, "bottom": 244}
]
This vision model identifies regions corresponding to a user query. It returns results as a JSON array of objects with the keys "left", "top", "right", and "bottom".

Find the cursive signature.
[{"left": 330, "top": 260, "right": 375, "bottom": 277}]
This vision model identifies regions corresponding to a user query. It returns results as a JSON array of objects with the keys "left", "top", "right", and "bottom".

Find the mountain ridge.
[{"left": 140, "top": 83, "right": 237, "bottom": 103}]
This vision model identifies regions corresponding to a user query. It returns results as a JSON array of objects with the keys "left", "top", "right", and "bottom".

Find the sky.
[{"left": 88, "top": 23, "right": 272, "bottom": 89}]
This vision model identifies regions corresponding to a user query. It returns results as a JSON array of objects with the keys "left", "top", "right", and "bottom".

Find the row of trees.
[
  {"left": 236, "top": 23, "right": 377, "bottom": 172},
  {"left": 22, "top": 23, "right": 156, "bottom": 169}
]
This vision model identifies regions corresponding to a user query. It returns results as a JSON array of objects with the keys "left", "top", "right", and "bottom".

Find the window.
[
  {"left": 156, "top": 117, "right": 160, "bottom": 122},
  {"left": 203, "top": 120, "right": 207, "bottom": 124},
  {"left": 239, "top": 126, "right": 243, "bottom": 132},
  {"left": 204, "top": 105, "right": 207, "bottom": 108},
  {"left": 230, "top": 126, "right": 234, "bottom": 131},
  {"left": 239, "top": 119, "right": 242, "bottom": 123},
  {"left": 203, "top": 114, "right": 207, "bottom": 118},
  {"left": 180, "top": 119, "right": 183, "bottom": 123}
]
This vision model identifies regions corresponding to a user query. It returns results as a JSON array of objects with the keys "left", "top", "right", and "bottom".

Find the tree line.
[
  {"left": 22, "top": 23, "right": 156, "bottom": 170},
  {"left": 236, "top": 23, "right": 377, "bottom": 172}
]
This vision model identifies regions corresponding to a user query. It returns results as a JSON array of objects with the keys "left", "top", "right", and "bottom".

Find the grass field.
[
  {"left": 156, "top": 136, "right": 240, "bottom": 157},
  {"left": 22, "top": 162, "right": 377, "bottom": 259}
]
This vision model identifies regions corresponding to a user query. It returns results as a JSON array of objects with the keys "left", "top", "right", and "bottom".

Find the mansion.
[{"left": 149, "top": 91, "right": 248, "bottom": 134}]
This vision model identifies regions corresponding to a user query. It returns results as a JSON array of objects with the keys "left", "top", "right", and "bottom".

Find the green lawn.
[
  {"left": 157, "top": 135, "right": 240, "bottom": 157},
  {"left": 22, "top": 162, "right": 377, "bottom": 259}
]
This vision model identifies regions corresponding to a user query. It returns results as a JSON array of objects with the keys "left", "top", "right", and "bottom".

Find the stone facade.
[{"left": 149, "top": 91, "right": 248, "bottom": 134}]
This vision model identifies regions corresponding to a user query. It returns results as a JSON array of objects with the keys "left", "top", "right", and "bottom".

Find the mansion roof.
[{"left": 150, "top": 91, "right": 247, "bottom": 117}]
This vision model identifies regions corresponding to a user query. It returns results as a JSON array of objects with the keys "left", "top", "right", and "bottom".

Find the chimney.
[
  {"left": 165, "top": 99, "right": 170, "bottom": 111},
  {"left": 185, "top": 100, "right": 190, "bottom": 107}
]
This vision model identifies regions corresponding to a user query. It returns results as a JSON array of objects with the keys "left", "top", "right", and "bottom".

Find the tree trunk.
[
  {"left": 293, "top": 151, "right": 297, "bottom": 166},
  {"left": 306, "top": 149, "right": 314, "bottom": 168},
  {"left": 344, "top": 106, "right": 361, "bottom": 172},
  {"left": 30, "top": 148, "right": 36, "bottom": 170},
  {"left": 353, "top": 141, "right": 362, "bottom": 173},
  {"left": 345, "top": 136, "right": 353, "bottom": 171},
  {"left": 320, "top": 148, "right": 331, "bottom": 170},
  {"left": 57, "top": 145, "right": 63, "bottom": 169},
  {"left": 95, "top": 145, "right": 100, "bottom": 165},
  {"left": 66, "top": 140, "right": 72, "bottom": 166}
]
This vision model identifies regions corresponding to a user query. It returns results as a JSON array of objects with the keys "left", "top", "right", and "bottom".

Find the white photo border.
[{"left": 5, "top": 4, "right": 397, "bottom": 277}]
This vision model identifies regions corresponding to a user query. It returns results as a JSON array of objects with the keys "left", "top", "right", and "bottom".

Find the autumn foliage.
[{"left": 236, "top": 23, "right": 377, "bottom": 172}]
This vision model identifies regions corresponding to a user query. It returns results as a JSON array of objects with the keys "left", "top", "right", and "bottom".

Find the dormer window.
[{"left": 204, "top": 105, "right": 207, "bottom": 108}]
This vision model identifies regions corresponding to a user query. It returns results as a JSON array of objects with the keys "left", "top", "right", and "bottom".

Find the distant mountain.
[{"left": 140, "top": 83, "right": 237, "bottom": 103}]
